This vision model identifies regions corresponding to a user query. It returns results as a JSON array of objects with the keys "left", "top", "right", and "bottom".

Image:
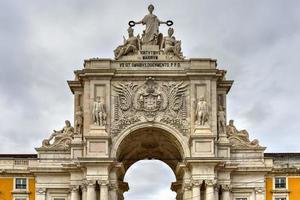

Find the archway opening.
[
  {"left": 124, "top": 160, "right": 176, "bottom": 200},
  {"left": 115, "top": 127, "right": 185, "bottom": 199}
]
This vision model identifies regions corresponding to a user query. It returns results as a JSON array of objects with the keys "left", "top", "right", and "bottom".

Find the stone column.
[
  {"left": 109, "top": 183, "right": 118, "bottom": 200},
  {"left": 192, "top": 181, "right": 201, "bottom": 200},
  {"left": 86, "top": 181, "right": 96, "bottom": 200},
  {"left": 182, "top": 183, "right": 192, "bottom": 200},
  {"left": 70, "top": 186, "right": 80, "bottom": 200},
  {"left": 36, "top": 188, "right": 46, "bottom": 200},
  {"left": 81, "top": 183, "right": 87, "bottom": 200},
  {"left": 214, "top": 184, "right": 219, "bottom": 200},
  {"left": 205, "top": 180, "right": 214, "bottom": 200},
  {"left": 222, "top": 185, "right": 231, "bottom": 200},
  {"left": 255, "top": 187, "right": 265, "bottom": 200},
  {"left": 100, "top": 181, "right": 109, "bottom": 200}
]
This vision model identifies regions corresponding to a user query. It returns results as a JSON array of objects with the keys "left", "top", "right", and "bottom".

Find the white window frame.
[
  {"left": 273, "top": 194, "right": 288, "bottom": 200},
  {"left": 273, "top": 176, "right": 288, "bottom": 190},
  {"left": 13, "top": 194, "right": 28, "bottom": 200},
  {"left": 13, "top": 178, "right": 28, "bottom": 191}
]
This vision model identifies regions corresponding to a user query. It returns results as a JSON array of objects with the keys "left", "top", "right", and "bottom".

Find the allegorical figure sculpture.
[
  {"left": 226, "top": 120, "right": 249, "bottom": 140},
  {"left": 218, "top": 106, "right": 226, "bottom": 134},
  {"left": 162, "top": 28, "right": 183, "bottom": 59},
  {"left": 75, "top": 106, "right": 83, "bottom": 134},
  {"left": 42, "top": 120, "right": 75, "bottom": 148},
  {"left": 134, "top": 4, "right": 167, "bottom": 45},
  {"left": 195, "top": 97, "right": 209, "bottom": 126},
  {"left": 226, "top": 119, "right": 260, "bottom": 146},
  {"left": 92, "top": 96, "right": 107, "bottom": 126},
  {"left": 114, "top": 27, "right": 140, "bottom": 59}
]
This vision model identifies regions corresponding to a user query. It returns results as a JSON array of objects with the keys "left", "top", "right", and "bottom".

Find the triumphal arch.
[{"left": 33, "top": 5, "right": 271, "bottom": 200}]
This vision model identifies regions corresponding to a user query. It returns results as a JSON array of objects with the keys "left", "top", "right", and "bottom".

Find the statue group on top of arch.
[{"left": 114, "top": 4, "right": 183, "bottom": 60}]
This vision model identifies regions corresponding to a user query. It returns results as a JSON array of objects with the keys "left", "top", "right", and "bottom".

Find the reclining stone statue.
[
  {"left": 42, "top": 120, "right": 75, "bottom": 149},
  {"left": 226, "top": 120, "right": 260, "bottom": 147}
]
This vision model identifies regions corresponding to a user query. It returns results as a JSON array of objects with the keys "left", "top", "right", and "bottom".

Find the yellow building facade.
[
  {"left": 0, "top": 155, "right": 36, "bottom": 200},
  {"left": 265, "top": 153, "right": 300, "bottom": 200}
]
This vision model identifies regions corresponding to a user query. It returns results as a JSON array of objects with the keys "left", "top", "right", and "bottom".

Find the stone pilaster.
[
  {"left": 86, "top": 180, "right": 96, "bottom": 200},
  {"left": 255, "top": 187, "right": 265, "bottom": 200},
  {"left": 81, "top": 182, "right": 87, "bottom": 200},
  {"left": 192, "top": 180, "right": 201, "bottom": 200},
  {"left": 205, "top": 180, "right": 214, "bottom": 200},
  {"left": 222, "top": 185, "right": 231, "bottom": 200},
  {"left": 214, "top": 183, "right": 220, "bottom": 200},
  {"left": 36, "top": 188, "right": 46, "bottom": 200},
  {"left": 70, "top": 185, "right": 80, "bottom": 200},
  {"left": 99, "top": 180, "right": 109, "bottom": 200}
]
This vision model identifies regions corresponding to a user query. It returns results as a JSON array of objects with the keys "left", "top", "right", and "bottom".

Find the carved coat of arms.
[{"left": 112, "top": 77, "right": 189, "bottom": 135}]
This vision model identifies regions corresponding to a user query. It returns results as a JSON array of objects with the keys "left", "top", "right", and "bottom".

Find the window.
[
  {"left": 275, "top": 198, "right": 286, "bottom": 200},
  {"left": 275, "top": 177, "right": 286, "bottom": 189},
  {"left": 15, "top": 198, "right": 26, "bottom": 200},
  {"left": 236, "top": 198, "right": 247, "bottom": 200},
  {"left": 15, "top": 178, "right": 27, "bottom": 189},
  {"left": 53, "top": 198, "right": 65, "bottom": 200}
]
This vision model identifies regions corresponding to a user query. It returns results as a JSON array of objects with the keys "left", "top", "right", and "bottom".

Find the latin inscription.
[{"left": 119, "top": 62, "right": 181, "bottom": 68}]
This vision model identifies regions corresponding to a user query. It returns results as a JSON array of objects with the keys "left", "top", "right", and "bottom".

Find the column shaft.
[
  {"left": 36, "top": 188, "right": 46, "bottom": 200},
  {"left": 100, "top": 184, "right": 109, "bottom": 200},
  {"left": 71, "top": 188, "right": 80, "bottom": 200},
  {"left": 192, "top": 185, "right": 201, "bottom": 200},
  {"left": 87, "top": 184, "right": 96, "bottom": 200},
  {"left": 82, "top": 188, "right": 87, "bottom": 200},
  {"left": 206, "top": 183, "right": 214, "bottom": 200},
  {"left": 222, "top": 190, "right": 231, "bottom": 200}
]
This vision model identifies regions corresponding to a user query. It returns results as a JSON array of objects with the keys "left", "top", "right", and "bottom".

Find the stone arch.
[
  {"left": 111, "top": 122, "right": 190, "bottom": 160},
  {"left": 110, "top": 122, "right": 191, "bottom": 199}
]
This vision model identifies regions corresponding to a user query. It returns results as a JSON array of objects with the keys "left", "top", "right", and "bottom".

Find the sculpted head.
[
  {"left": 229, "top": 119, "right": 234, "bottom": 126},
  {"left": 168, "top": 28, "right": 174, "bottom": 37},
  {"left": 96, "top": 96, "right": 101, "bottom": 102},
  {"left": 199, "top": 96, "right": 205, "bottom": 101},
  {"left": 65, "top": 120, "right": 71, "bottom": 127},
  {"left": 148, "top": 4, "right": 154, "bottom": 14}
]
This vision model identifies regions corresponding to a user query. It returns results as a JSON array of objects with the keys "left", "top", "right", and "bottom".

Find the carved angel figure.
[
  {"left": 162, "top": 28, "right": 183, "bottom": 59},
  {"left": 92, "top": 96, "right": 107, "bottom": 126},
  {"left": 42, "top": 120, "right": 74, "bottom": 148},
  {"left": 195, "top": 97, "right": 209, "bottom": 126},
  {"left": 114, "top": 27, "right": 140, "bottom": 60}
]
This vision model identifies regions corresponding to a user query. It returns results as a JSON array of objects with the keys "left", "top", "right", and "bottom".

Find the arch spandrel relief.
[{"left": 111, "top": 77, "right": 190, "bottom": 136}]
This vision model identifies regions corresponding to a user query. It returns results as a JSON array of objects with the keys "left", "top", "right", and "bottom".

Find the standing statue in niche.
[
  {"left": 75, "top": 106, "right": 83, "bottom": 135},
  {"left": 133, "top": 4, "right": 167, "bottom": 45},
  {"left": 92, "top": 96, "right": 107, "bottom": 126},
  {"left": 114, "top": 27, "right": 140, "bottom": 59},
  {"left": 162, "top": 28, "right": 183, "bottom": 59},
  {"left": 218, "top": 106, "right": 226, "bottom": 134},
  {"left": 195, "top": 97, "right": 209, "bottom": 126}
]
